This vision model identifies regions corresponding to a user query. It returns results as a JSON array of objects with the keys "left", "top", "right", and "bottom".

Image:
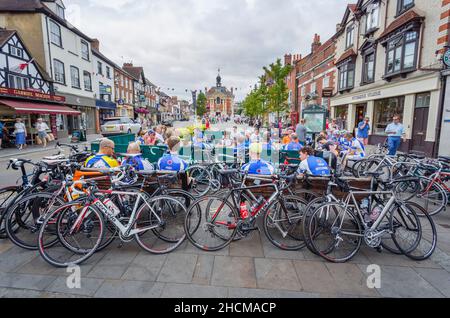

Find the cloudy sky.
[{"left": 66, "top": 0, "right": 348, "bottom": 102}]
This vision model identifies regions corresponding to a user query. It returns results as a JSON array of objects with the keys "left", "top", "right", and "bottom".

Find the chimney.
[
  {"left": 311, "top": 34, "right": 321, "bottom": 53},
  {"left": 123, "top": 62, "right": 133, "bottom": 67},
  {"left": 284, "top": 54, "right": 292, "bottom": 66},
  {"left": 91, "top": 39, "right": 100, "bottom": 51},
  {"left": 336, "top": 23, "right": 342, "bottom": 33},
  {"left": 231, "top": 87, "right": 234, "bottom": 95}
]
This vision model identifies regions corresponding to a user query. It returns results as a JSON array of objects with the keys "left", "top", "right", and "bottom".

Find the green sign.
[{"left": 444, "top": 49, "right": 450, "bottom": 68}]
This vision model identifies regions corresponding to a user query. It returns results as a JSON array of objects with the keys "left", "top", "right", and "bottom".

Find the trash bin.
[{"left": 71, "top": 130, "right": 87, "bottom": 143}]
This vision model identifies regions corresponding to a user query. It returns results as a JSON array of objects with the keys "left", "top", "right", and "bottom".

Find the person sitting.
[
  {"left": 250, "top": 128, "right": 261, "bottom": 143},
  {"left": 316, "top": 136, "right": 339, "bottom": 156},
  {"left": 284, "top": 134, "right": 303, "bottom": 151},
  {"left": 158, "top": 136, "right": 189, "bottom": 172},
  {"left": 144, "top": 129, "right": 158, "bottom": 146},
  {"left": 85, "top": 138, "right": 119, "bottom": 169},
  {"left": 122, "top": 142, "right": 154, "bottom": 171},
  {"left": 298, "top": 146, "right": 331, "bottom": 177},
  {"left": 220, "top": 131, "right": 234, "bottom": 147},
  {"left": 281, "top": 129, "right": 293, "bottom": 145},
  {"left": 193, "top": 135, "right": 211, "bottom": 150},
  {"left": 241, "top": 143, "right": 275, "bottom": 175},
  {"left": 136, "top": 130, "right": 146, "bottom": 145},
  {"left": 341, "top": 133, "right": 365, "bottom": 160}
]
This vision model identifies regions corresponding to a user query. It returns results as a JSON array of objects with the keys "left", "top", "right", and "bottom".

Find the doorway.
[
  {"left": 354, "top": 104, "right": 367, "bottom": 130},
  {"left": 411, "top": 93, "right": 430, "bottom": 154}
]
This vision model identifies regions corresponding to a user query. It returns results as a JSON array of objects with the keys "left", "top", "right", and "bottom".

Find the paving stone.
[
  {"left": 276, "top": 290, "right": 320, "bottom": 298},
  {"left": 357, "top": 264, "right": 443, "bottom": 298},
  {"left": 211, "top": 256, "right": 257, "bottom": 288},
  {"left": 45, "top": 276, "right": 104, "bottom": 297},
  {"left": 0, "top": 287, "right": 45, "bottom": 298},
  {"left": 95, "top": 248, "right": 139, "bottom": 267},
  {"left": 192, "top": 255, "right": 214, "bottom": 285},
  {"left": 326, "top": 263, "right": 379, "bottom": 297},
  {"left": 260, "top": 234, "right": 305, "bottom": 260},
  {"left": 254, "top": 258, "right": 301, "bottom": 291},
  {"left": 122, "top": 253, "right": 167, "bottom": 282},
  {"left": 413, "top": 268, "right": 450, "bottom": 297},
  {"left": 157, "top": 253, "right": 198, "bottom": 284},
  {"left": 0, "top": 241, "right": 13, "bottom": 255},
  {"left": 94, "top": 280, "right": 164, "bottom": 298},
  {"left": 183, "top": 241, "right": 230, "bottom": 256},
  {"left": 361, "top": 247, "right": 441, "bottom": 269},
  {"left": 161, "top": 283, "right": 228, "bottom": 298},
  {"left": 0, "top": 272, "right": 57, "bottom": 291},
  {"left": 228, "top": 287, "right": 277, "bottom": 298},
  {"left": 229, "top": 232, "right": 264, "bottom": 258},
  {"left": 0, "top": 247, "right": 38, "bottom": 272},
  {"left": 87, "top": 265, "right": 129, "bottom": 280},
  {"left": 293, "top": 260, "right": 340, "bottom": 294}
]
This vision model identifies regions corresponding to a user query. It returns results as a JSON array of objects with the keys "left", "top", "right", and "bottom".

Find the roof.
[
  {"left": 206, "top": 86, "right": 234, "bottom": 97},
  {"left": 122, "top": 65, "right": 144, "bottom": 81},
  {"left": 337, "top": 3, "right": 357, "bottom": 35},
  {"left": 91, "top": 47, "right": 116, "bottom": 68},
  {"left": 378, "top": 10, "right": 424, "bottom": 40},
  {"left": 0, "top": 29, "right": 15, "bottom": 46},
  {"left": 0, "top": 0, "right": 93, "bottom": 42},
  {"left": 335, "top": 48, "right": 357, "bottom": 65}
]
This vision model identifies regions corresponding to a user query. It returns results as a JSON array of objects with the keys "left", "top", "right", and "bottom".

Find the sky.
[{"left": 65, "top": 0, "right": 349, "bottom": 102}]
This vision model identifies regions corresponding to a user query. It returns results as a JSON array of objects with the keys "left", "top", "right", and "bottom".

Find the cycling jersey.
[
  {"left": 241, "top": 160, "right": 275, "bottom": 175},
  {"left": 85, "top": 155, "right": 119, "bottom": 169},
  {"left": 285, "top": 142, "right": 303, "bottom": 151},
  {"left": 122, "top": 155, "right": 154, "bottom": 171},
  {"left": 298, "top": 156, "right": 331, "bottom": 176},
  {"left": 158, "top": 153, "right": 188, "bottom": 172},
  {"left": 342, "top": 138, "right": 366, "bottom": 158}
]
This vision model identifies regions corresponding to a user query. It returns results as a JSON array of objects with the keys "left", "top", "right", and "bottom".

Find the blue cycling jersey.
[
  {"left": 285, "top": 142, "right": 303, "bottom": 151},
  {"left": 241, "top": 160, "right": 275, "bottom": 175},
  {"left": 298, "top": 156, "right": 331, "bottom": 176},
  {"left": 158, "top": 153, "right": 188, "bottom": 172}
]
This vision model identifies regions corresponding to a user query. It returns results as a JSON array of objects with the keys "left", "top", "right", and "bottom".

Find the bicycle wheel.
[
  {"left": 38, "top": 201, "right": 105, "bottom": 268},
  {"left": 302, "top": 197, "right": 329, "bottom": 255},
  {"left": 409, "top": 177, "right": 448, "bottom": 216},
  {"left": 5, "top": 192, "right": 65, "bottom": 250},
  {"left": 184, "top": 196, "right": 238, "bottom": 251},
  {"left": 264, "top": 195, "right": 307, "bottom": 251},
  {"left": 307, "top": 202, "right": 362, "bottom": 263},
  {"left": 0, "top": 186, "right": 20, "bottom": 239},
  {"left": 356, "top": 159, "right": 390, "bottom": 180},
  {"left": 187, "top": 165, "right": 212, "bottom": 197},
  {"left": 135, "top": 195, "right": 187, "bottom": 254},
  {"left": 392, "top": 202, "right": 436, "bottom": 261}
]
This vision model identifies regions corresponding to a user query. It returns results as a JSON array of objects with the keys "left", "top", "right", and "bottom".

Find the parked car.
[{"left": 100, "top": 117, "right": 141, "bottom": 136}]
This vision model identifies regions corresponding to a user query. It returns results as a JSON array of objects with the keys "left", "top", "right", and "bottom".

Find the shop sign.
[
  {"left": 352, "top": 90, "right": 381, "bottom": 101},
  {"left": 322, "top": 88, "right": 333, "bottom": 98},
  {"left": 0, "top": 87, "right": 66, "bottom": 102},
  {"left": 100, "top": 85, "right": 112, "bottom": 95}
]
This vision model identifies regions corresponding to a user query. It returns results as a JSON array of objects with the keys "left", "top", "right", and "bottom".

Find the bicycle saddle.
[{"left": 218, "top": 169, "right": 239, "bottom": 176}]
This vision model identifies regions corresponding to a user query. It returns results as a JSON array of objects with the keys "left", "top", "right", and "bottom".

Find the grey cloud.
[{"left": 67, "top": 0, "right": 348, "bottom": 101}]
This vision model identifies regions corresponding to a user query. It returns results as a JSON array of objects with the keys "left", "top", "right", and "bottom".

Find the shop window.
[
  {"left": 373, "top": 96, "right": 405, "bottom": 134},
  {"left": 334, "top": 106, "right": 348, "bottom": 130}
]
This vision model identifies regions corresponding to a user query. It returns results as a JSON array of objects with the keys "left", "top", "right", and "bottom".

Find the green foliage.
[{"left": 196, "top": 91, "right": 207, "bottom": 117}]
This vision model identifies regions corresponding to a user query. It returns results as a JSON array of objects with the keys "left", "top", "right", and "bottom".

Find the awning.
[{"left": 0, "top": 99, "right": 81, "bottom": 115}]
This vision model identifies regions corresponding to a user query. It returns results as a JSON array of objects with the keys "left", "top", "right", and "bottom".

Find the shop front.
[
  {"left": 96, "top": 99, "right": 117, "bottom": 124},
  {"left": 59, "top": 93, "right": 97, "bottom": 136},
  {"left": 330, "top": 73, "right": 441, "bottom": 156}
]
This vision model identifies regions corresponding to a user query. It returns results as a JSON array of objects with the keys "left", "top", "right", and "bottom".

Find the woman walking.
[{"left": 14, "top": 118, "right": 27, "bottom": 150}]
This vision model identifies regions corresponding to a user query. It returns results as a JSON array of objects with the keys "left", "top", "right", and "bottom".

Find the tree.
[
  {"left": 263, "top": 59, "right": 293, "bottom": 123},
  {"left": 196, "top": 91, "right": 207, "bottom": 117}
]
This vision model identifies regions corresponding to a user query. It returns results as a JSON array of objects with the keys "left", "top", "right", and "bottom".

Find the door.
[
  {"left": 354, "top": 104, "right": 367, "bottom": 135},
  {"left": 411, "top": 93, "right": 430, "bottom": 153}
]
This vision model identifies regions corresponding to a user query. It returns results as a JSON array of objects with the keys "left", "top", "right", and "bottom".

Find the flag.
[{"left": 11, "top": 58, "right": 34, "bottom": 73}]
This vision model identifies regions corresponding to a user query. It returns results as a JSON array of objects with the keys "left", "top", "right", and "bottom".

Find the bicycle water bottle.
[
  {"left": 103, "top": 198, "right": 121, "bottom": 217},
  {"left": 240, "top": 202, "right": 250, "bottom": 219}
]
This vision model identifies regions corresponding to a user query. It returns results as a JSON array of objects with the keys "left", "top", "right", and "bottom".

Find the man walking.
[
  {"left": 296, "top": 119, "right": 308, "bottom": 146},
  {"left": 385, "top": 115, "right": 406, "bottom": 156}
]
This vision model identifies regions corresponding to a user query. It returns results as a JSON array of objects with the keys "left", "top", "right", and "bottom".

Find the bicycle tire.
[{"left": 0, "top": 186, "right": 20, "bottom": 239}]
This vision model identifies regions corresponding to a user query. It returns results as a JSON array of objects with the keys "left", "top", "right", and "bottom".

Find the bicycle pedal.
[{"left": 376, "top": 246, "right": 383, "bottom": 253}]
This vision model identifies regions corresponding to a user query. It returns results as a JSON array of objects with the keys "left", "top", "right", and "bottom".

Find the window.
[
  {"left": 56, "top": 4, "right": 65, "bottom": 19},
  {"left": 97, "top": 61, "right": 103, "bottom": 75},
  {"left": 81, "top": 41, "right": 89, "bottom": 60},
  {"left": 397, "top": 0, "right": 414, "bottom": 15},
  {"left": 70, "top": 66, "right": 80, "bottom": 88},
  {"left": 106, "top": 66, "right": 111, "bottom": 79},
  {"left": 346, "top": 24, "right": 354, "bottom": 48},
  {"left": 323, "top": 75, "right": 330, "bottom": 88},
  {"left": 53, "top": 59, "right": 65, "bottom": 84},
  {"left": 301, "top": 86, "right": 306, "bottom": 97},
  {"left": 49, "top": 20, "right": 62, "bottom": 47},
  {"left": 9, "top": 45, "right": 23, "bottom": 58},
  {"left": 338, "top": 62, "right": 355, "bottom": 91},
  {"left": 310, "top": 82, "right": 316, "bottom": 93},
  {"left": 8, "top": 74, "right": 29, "bottom": 90},
  {"left": 83, "top": 71, "right": 92, "bottom": 91},
  {"left": 362, "top": 51, "right": 376, "bottom": 84},
  {"left": 365, "top": 2, "right": 380, "bottom": 33},
  {"left": 374, "top": 97, "right": 405, "bottom": 134},
  {"left": 415, "top": 93, "right": 430, "bottom": 108},
  {"left": 334, "top": 106, "right": 348, "bottom": 130},
  {"left": 385, "top": 31, "right": 419, "bottom": 77}
]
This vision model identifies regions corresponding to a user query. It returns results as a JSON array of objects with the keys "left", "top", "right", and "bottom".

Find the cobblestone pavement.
[{"left": 0, "top": 122, "right": 449, "bottom": 298}]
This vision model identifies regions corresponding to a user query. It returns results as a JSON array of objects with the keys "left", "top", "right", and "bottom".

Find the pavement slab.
[
  {"left": 254, "top": 258, "right": 301, "bottom": 291},
  {"left": 157, "top": 253, "right": 198, "bottom": 284},
  {"left": 94, "top": 280, "right": 165, "bottom": 298},
  {"left": 211, "top": 256, "right": 257, "bottom": 288},
  {"left": 161, "top": 283, "right": 228, "bottom": 298}
]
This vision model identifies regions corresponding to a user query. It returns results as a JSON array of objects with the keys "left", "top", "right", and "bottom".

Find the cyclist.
[
  {"left": 298, "top": 146, "right": 331, "bottom": 176},
  {"left": 158, "top": 136, "right": 189, "bottom": 172},
  {"left": 284, "top": 134, "right": 303, "bottom": 151},
  {"left": 122, "top": 142, "right": 154, "bottom": 171},
  {"left": 241, "top": 143, "right": 275, "bottom": 175},
  {"left": 85, "top": 138, "right": 119, "bottom": 169},
  {"left": 341, "top": 132, "right": 365, "bottom": 160}
]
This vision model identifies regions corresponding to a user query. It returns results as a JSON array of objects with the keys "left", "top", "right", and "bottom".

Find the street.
[{"left": 0, "top": 120, "right": 450, "bottom": 298}]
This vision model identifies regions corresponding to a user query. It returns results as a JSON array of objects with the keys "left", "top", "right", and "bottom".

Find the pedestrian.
[
  {"left": 296, "top": 119, "right": 308, "bottom": 146},
  {"left": 36, "top": 118, "right": 50, "bottom": 148},
  {"left": 385, "top": 115, "right": 406, "bottom": 156},
  {"left": 205, "top": 118, "right": 210, "bottom": 130},
  {"left": 357, "top": 117, "right": 371, "bottom": 146},
  {"left": 14, "top": 118, "right": 27, "bottom": 150},
  {"left": 0, "top": 120, "right": 4, "bottom": 149}
]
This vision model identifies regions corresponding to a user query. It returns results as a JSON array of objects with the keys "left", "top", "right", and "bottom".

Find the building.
[
  {"left": 122, "top": 62, "right": 147, "bottom": 122},
  {"left": 206, "top": 71, "right": 235, "bottom": 116},
  {"left": 0, "top": 28, "right": 79, "bottom": 142},
  {"left": 113, "top": 65, "right": 134, "bottom": 118},
  {"left": 284, "top": 53, "right": 302, "bottom": 125},
  {"left": 330, "top": 0, "right": 444, "bottom": 156},
  {"left": 0, "top": 0, "right": 100, "bottom": 137},
  {"left": 144, "top": 78, "right": 158, "bottom": 124}
]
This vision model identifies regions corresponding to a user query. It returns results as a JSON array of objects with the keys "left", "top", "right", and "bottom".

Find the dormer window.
[
  {"left": 346, "top": 24, "right": 355, "bottom": 49},
  {"left": 56, "top": 4, "right": 65, "bottom": 20},
  {"left": 365, "top": 2, "right": 380, "bottom": 34},
  {"left": 397, "top": 0, "right": 414, "bottom": 16},
  {"left": 9, "top": 45, "right": 24, "bottom": 59}
]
